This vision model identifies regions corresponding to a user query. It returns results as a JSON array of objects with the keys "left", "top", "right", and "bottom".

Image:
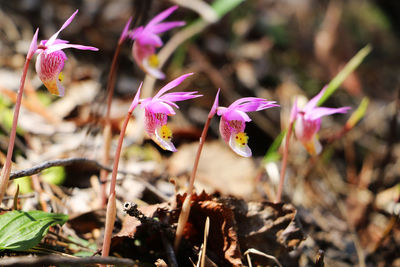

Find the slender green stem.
[
  {"left": 100, "top": 42, "right": 123, "bottom": 207},
  {"left": 101, "top": 109, "right": 132, "bottom": 257},
  {"left": 0, "top": 56, "right": 32, "bottom": 204},
  {"left": 276, "top": 120, "right": 293, "bottom": 203}
]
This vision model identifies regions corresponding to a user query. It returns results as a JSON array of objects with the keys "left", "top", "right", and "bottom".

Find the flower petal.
[
  {"left": 303, "top": 86, "right": 327, "bottom": 113},
  {"left": 154, "top": 73, "right": 194, "bottom": 98},
  {"left": 228, "top": 133, "right": 252, "bottom": 157},
  {"left": 45, "top": 43, "right": 99, "bottom": 54},
  {"left": 303, "top": 135, "right": 322, "bottom": 156},
  {"left": 137, "top": 33, "right": 163, "bottom": 47},
  {"left": 27, "top": 28, "right": 39, "bottom": 60},
  {"left": 150, "top": 21, "right": 186, "bottom": 34},
  {"left": 160, "top": 91, "right": 201, "bottom": 102},
  {"left": 147, "top": 6, "right": 179, "bottom": 27},
  {"left": 46, "top": 10, "right": 79, "bottom": 46},
  {"left": 119, "top": 17, "right": 132, "bottom": 44},
  {"left": 154, "top": 125, "right": 177, "bottom": 152},
  {"left": 224, "top": 109, "right": 251, "bottom": 122},
  {"left": 129, "top": 82, "right": 142, "bottom": 112},
  {"left": 147, "top": 100, "right": 176, "bottom": 115},
  {"left": 208, "top": 89, "right": 220, "bottom": 118},
  {"left": 35, "top": 51, "right": 67, "bottom": 96},
  {"left": 306, "top": 106, "right": 351, "bottom": 120},
  {"left": 142, "top": 59, "right": 166, "bottom": 79}
]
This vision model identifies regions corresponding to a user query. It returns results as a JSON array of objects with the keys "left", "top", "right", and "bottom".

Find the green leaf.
[
  {"left": 263, "top": 130, "right": 286, "bottom": 163},
  {"left": 346, "top": 97, "right": 369, "bottom": 129},
  {"left": 211, "top": 0, "right": 244, "bottom": 18},
  {"left": 0, "top": 210, "right": 68, "bottom": 251},
  {"left": 317, "top": 44, "right": 372, "bottom": 106}
]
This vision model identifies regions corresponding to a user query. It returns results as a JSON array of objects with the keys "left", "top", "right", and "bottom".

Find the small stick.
[
  {"left": 198, "top": 217, "right": 210, "bottom": 267},
  {"left": 0, "top": 255, "right": 135, "bottom": 267},
  {"left": 244, "top": 248, "right": 283, "bottom": 267}
]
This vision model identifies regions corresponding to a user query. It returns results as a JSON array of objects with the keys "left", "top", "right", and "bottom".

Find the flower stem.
[
  {"left": 276, "top": 120, "right": 293, "bottom": 203},
  {"left": 100, "top": 42, "right": 123, "bottom": 208},
  {"left": 174, "top": 113, "right": 213, "bottom": 251},
  {"left": 101, "top": 108, "right": 132, "bottom": 258},
  {"left": 0, "top": 56, "right": 32, "bottom": 204}
]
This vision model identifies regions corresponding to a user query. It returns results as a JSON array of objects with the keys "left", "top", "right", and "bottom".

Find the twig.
[
  {"left": 2, "top": 192, "right": 36, "bottom": 200},
  {"left": 0, "top": 255, "right": 135, "bottom": 267},
  {"left": 9, "top": 157, "right": 169, "bottom": 202},
  {"left": 244, "top": 248, "right": 283, "bottom": 267},
  {"left": 10, "top": 158, "right": 110, "bottom": 179}
]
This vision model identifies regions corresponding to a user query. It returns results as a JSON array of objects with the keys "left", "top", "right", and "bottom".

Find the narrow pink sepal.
[
  {"left": 119, "top": 17, "right": 132, "bottom": 44},
  {"left": 151, "top": 21, "right": 186, "bottom": 34},
  {"left": 45, "top": 44, "right": 99, "bottom": 54},
  {"left": 209, "top": 89, "right": 220, "bottom": 118},
  {"left": 304, "top": 85, "right": 327, "bottom": 112},
  {"left": 154, "top": 73, "right": 194, "bottom": 98},
  {"left": 147, "top": 5, "right": 179, "bottom": 27},
  {"left": 307, "top": 106, "right": 351, "bottom": 120},
  {"left": 129, "top": 82, "right": 143, "bottom": 112},
  {"left": 27, "top": 28, "right": 39, "bottom": 60},
  {"left": 160, "top": 91, "right": 201, "bottom": 102},
  {"left": 47, "top": 9, "right": 79, "bottom": 46}
]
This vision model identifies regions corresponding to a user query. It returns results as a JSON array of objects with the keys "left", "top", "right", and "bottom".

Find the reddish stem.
[
  {"left": 100, "top": 42, "right": 123, "bottom": 207},
  {"left": 101, "top": 109, "right": 132, "bottom": 258},
  {"left": 0, "top": 56, "right": 31, "bottom": 203},
  {"left": 276, "top": 121, "right": 294, "bottom": 203},
  {"left": 174, "top": 114, "right": 213, "bottom": 250}
]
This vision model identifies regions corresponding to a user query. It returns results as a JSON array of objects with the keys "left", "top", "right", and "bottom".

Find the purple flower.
[
  {"left": 35, "top": 10, "right": 98, "bottom": 96},
  {"left": 217, "top": 98, "right": 279, "bottom": 157},
  {"left": 130, "top": 6, "right": 185, "bottom": 79},
  {"left": 139, "top": 73, "right": 201, "bottom": 151},
  {"left": 291, "top": 86, "right": 351, "bottom": 155}
]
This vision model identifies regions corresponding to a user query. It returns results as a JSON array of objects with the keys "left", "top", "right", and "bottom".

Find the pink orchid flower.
[
  {"left": 35, "top": 10, "right": 98, "bottom": 96},
  {"left": 217, "top": 98, "right": 279, "bottom": 157},
  {"left": 291, "top": 86, "right": 351, "bottom": 155},
  {"left": 139, "top": 73, "right": 201, "bottom": 152},
  {"left": 130, "top": 6, "right": 185, "bottom": 79}
]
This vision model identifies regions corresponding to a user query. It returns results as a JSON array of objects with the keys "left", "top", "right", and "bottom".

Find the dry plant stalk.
[{"left": 0, "top": 29, "right": 38, "bottom": 204}]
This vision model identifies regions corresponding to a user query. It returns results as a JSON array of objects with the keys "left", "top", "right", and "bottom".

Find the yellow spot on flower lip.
[
  {"left": 58, "top": 72, "right": 64, "bottom": 82},
  {"left": 160, "top": 125, "right": 172, "bottom": 140},
  {"left": 154, "top": 124, "right": 176, "bottom": 152},
  {"left": 234, "top": 132, "right": 249, "bottom": 148},
  {"left": 148, "top": 54, "right": 159, "bottom": 68}
]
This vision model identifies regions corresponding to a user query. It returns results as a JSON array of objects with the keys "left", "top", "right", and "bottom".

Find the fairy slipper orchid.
[
  {"left": 291, "top": 86, "right": 350, "bottom": 155},
  {"left": 130, "top": 6, "right": 185, "bottom": 79},
  {"left": 35, "top": 10, "right": 98, "bottom": 96},
  {"left": 217, "top": 98, "right": 279, "bottom": 157},
  {"left": 139, "top": 73, "right": 201, "bottom": 151}
]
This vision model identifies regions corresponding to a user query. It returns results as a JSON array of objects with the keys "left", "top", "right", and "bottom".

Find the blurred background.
[{"left": 0, "top": 0, "right": 399, "bottom": 266}]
